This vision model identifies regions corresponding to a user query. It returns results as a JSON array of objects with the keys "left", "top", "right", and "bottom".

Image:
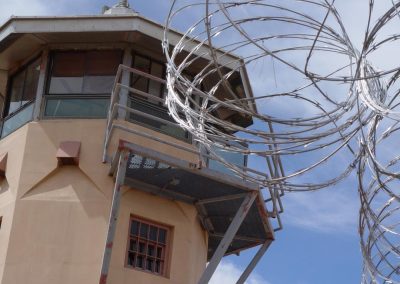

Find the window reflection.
[
  {"left": 1, "top": 103, "right": 34, "bottom": 138},
  {"left": 46, "top": 50, "right": 122, "bottom": 118},
  {"left": 49, "top": 50, "right": 121, "bottom": 95},
  {"left": 208, "top": 142, "right": 247, "bottom": 176},
  {"left": 6, "top": 57, "right": 41, "bottom": 116}
]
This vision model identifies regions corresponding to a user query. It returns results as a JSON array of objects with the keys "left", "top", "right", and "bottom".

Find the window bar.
[
  {"left": 117, "top": 49, "right": 132, "bottom": 120},
  {"left": 126, "top": 217, "right": 169, "bottom": 276}
]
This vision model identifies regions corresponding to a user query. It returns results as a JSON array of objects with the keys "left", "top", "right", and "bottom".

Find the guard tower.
[{"left": 0, "top": 2, "right": 282, "bottom": 283}]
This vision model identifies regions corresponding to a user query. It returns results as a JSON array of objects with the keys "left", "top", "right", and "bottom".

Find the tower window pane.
[
  {"left": 45, "top": 50, "right": 122, "bottom": 118},
  {"left": 6, "top": 57, "right": 41, "bottom": 116},
  {"left": 126, "top": 216, "right": 171, "bottom": 276}
]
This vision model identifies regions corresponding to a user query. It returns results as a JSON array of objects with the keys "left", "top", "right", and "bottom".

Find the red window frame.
[{"left": 125, "top": 215, "right": 172, "bottom": 277}]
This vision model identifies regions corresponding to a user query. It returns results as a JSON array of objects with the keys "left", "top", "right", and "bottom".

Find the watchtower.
[{"left": 0, "top": 2, "right": 280, "bottom": 283}]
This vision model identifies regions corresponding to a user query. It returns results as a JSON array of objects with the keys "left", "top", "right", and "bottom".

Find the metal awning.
[
  {"left": 116, "top": 140, "right": 274, "bottom": 259},
  {"left": 99, "top": 140, "right": 275, "bottom": 284}
]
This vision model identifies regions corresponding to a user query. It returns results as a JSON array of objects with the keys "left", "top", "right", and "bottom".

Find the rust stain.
[{"left": 99, "top": 274, "right": 107, "bottom": 284}]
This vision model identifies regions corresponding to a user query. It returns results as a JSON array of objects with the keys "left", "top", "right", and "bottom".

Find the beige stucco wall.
[
  {"left": 108, "top": 189, "right": 207, "bottom": 284},
  {"left": 0, "top": 126, "right": 29, "bottom": 281},
  {"left": 0, "top": 190, "right": 14, "bottom": 282},
  {"left": 0, "top": 119, "right": 207, "bottom": 284}
]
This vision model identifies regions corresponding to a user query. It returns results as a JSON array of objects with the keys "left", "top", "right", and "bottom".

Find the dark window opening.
[
  {"left": 131, "top": 54, "right": 167, "bottom": 104},
  {"left": 126, "top": 216, "right": 171, "bottom": 277},
  {"left": 129, "top": 54, "right": 194, "bottom": 142}
]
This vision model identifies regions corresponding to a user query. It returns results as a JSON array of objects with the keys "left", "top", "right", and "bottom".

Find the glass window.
[
  {"left": 45, "top": 50, "right": 122, "bottom": 118},
  {"left": 208, "top": 142, "right": 247, "bottom": 176},
  {"left": 84, "top": 51, "right": 121, "bottom": 94},
  {"left": 49, "top": 50, "right": 122, "bottom": 95},
  {"left": 126, "top": 216, "right": 171, "bottom": 276},
  {"left": 132, "top": 55, "right": 151, "bottom": 94},
  {"left": 44, "top": 98, "right": 109, "bottom": 118},
  {"left": 131, "top": 55, "right": 166, "bottom": 101},
  {"left": 1, "top": 103, "right": 34, "bottom": 138},
  {"left": 6, "top": 57, "right": 41, "bottom": 116},
  {"left": 148, "top": 62, "right": 163, "bottom": 97},
  {"left": 49, "top": 52, "right": 85, "bottom": 94},
  {"left": 129, "top": 54, "right": 191, "bottom": 142},
  {"left": 85, "top": 50, "right": 121, "bottom": 76}
]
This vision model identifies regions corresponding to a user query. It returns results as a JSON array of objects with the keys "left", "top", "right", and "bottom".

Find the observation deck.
[
  {"left": 0, "top": 12, "right": 284, "bottom": 284},
  {"left": 101, "top": 64, "right": 284, "bottom": 283}
]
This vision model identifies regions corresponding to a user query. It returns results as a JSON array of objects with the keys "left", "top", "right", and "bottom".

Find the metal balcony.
[{"left": 100, "top": 64, "right": 284, "bottom": 284}]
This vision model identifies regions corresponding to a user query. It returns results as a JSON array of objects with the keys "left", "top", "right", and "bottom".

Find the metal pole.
[
  {"left": 236, "top": 241, "right": 272, "bottom": 284},
  {"left": 197, "top": 191, "right": 257, "bottom": 284},
  {"left": 117, "top": 49, "right": 132, "bottom": 120},
  {"left": 99, "top": 149, "right": 130, "bottom": 284}
]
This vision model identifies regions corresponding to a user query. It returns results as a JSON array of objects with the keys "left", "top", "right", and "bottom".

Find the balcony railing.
[
  {"left": 103, "top": 64, "right": 284, "bottom": 232},
  {"left": 0, "top": 62, "right": 284, "bottom": 232},
  {"left": 128, "top": 96, "right": 190, "bottom": 142}
]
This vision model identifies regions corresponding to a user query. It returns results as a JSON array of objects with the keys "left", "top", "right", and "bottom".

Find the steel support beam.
[
  {"left": 99, "top": 149, "right": 129, "bottom": 284},
  {"left": 210, "top": 233, "right": 265, "bottom": 243},
  {"left": 236, "top": 241, "right": 272, "bottom": 284},
  {"left": 125, "top": 177, "right": 196, "bottom": 204},
  {"left": 197, "top": 191, "right": 257, "bottom": 284},
  {"left": 197, "top": 193, "right": 248, "bottom": 205}
]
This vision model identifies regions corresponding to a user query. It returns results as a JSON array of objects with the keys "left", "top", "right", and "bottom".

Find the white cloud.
[
  {"left": 210, "top": 261, "right": 270, "bottom": 284},
  {"left": 283, "top": 186, "right": 359, "bottom": 235}
]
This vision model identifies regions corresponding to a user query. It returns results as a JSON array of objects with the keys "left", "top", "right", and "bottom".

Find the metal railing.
[{"left": 102, "top": 64, "right": 284, "bottom": 231}]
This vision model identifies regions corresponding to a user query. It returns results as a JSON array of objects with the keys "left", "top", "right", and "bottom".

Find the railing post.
[
  {"left": 118, "top": 48, "right": 132, "bottom": 120},
  {"left": 197, "top": 191, "right": 257, "bottom": 284}
]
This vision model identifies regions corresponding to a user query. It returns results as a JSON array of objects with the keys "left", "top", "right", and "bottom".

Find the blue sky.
[{"left": 1, "top": 0, "right": 395, "bottom": 283}]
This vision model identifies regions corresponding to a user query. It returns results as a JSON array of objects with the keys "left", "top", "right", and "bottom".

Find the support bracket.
[
  {"left": 99, "top": 149, "right": 130, "bottom": 284},
  {"left": 236, "top": 240, "right": 272, "bottom": 284},
  {"left": 197, "top": 191, "right": 257, "bottom": 284}
]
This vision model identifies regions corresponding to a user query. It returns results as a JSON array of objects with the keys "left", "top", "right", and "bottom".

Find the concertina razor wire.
[{"left": 162, "top": 1, "right": 400, "bottom": 283}]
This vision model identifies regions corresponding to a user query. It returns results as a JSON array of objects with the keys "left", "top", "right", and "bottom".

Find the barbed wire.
[{"left": 163, "top": 0, "right": 400, "bottom": 283}]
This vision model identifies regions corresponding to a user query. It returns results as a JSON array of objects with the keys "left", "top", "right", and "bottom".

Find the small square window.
[{"left": 126, "top": 216, "right": 171, "bottom": 277}]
